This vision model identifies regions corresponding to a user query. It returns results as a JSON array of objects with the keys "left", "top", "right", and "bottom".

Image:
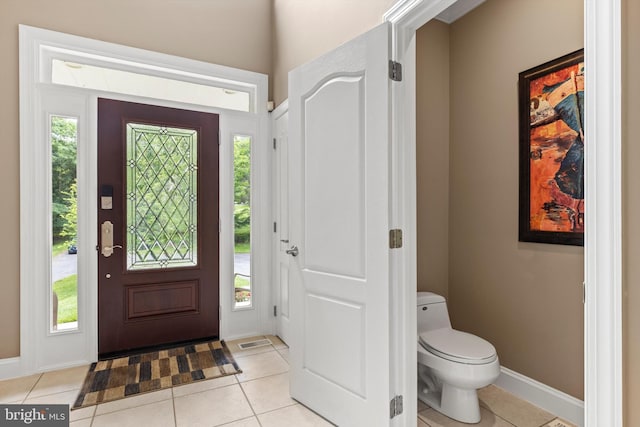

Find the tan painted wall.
[
  {"left": 416, "top": 20, "right": 450, "bottom": 299},
  {"left": 623, "top": 0, "right": 640, "bottom": 423},
  {"left": 446, "top": 0, "right": 584, "bottom": 399},
  {"left": 0, "top": 0, "right": 272, "bottom": 359},
  {"left": 271, "top": 0, "right": 396, "bottom": 105}
]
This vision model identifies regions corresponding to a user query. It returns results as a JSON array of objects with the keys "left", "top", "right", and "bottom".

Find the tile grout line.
[
  {"left": 173, "top": 382, "right": 239, "bottom": 401},
  {"left": 418, "top": 405, "right": 519, "bottom": 427},
  {"left": 230, "top": 346, "right": 278, "bottom": 360},
  {"left": 91, "top": 392, "right": 174, "bottom": 417},
  {"left": 498, "top": 413, "right": 518, "bottom": 427},
  {"left": 237, "top": 373, "right": 260, "bottom": 419},
  {"left": 22, "top": 373, "right": 44, "bottom": 403},
  {"left": 171, "top": 385, "right": 178, "bottom": 427},
  {"left": 24, "top": 366, "right": 90, "bottom": 402},
  {"left": 537, "top": 417, "right": 560, "bottom": 427},
  {"left": 232, "top": 345, "right": 294, "bottom": 427}
]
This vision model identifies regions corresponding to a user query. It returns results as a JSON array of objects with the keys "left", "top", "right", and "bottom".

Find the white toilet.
[{"left": 417, "top": 292, "right": 500, "bottom": 424}]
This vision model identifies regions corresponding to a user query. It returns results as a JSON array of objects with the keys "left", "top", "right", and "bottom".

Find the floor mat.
[{"left": 73, "top": 340, "right": 241, "bottom": 409}]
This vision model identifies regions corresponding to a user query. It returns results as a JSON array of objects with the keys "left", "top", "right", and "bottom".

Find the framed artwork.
[{"left": 518, "top": 49, "right": 584, "bottom": 246}]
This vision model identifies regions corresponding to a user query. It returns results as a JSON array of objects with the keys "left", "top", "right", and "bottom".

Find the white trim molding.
[
  {"left": 496, "top": 367, "right": 585, "bottom": 426},
  {"left": 384, "top": 0, "right": 623, "bottom": 426},
  {"left": 583, "top": 0, "right": 623, "bottom": 426},
  {"left": 434, "top": 0, "right": 486, "bottom": 24},
  {"left": 385, "top": 1, "right": 459, "bottom": 426},
  {"left": 16, "top": 25, "right": 270, "bottom": 379}
]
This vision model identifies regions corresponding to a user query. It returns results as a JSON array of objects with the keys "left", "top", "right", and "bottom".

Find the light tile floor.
[
  {"left": 418, "top": 385, "right": 578, "bottom": 427},
  {"left": 0, "top": 335, "right": 577, "bottom": 427}
]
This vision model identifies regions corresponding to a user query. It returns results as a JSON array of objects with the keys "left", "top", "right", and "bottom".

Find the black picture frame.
[{"left": 518, "top": 49, "right": 584, "bottom": 246}]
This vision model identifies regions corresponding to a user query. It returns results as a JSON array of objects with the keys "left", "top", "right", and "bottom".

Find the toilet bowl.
[{"left": 417, "top": 292, "right": 500, "bottom": 424}]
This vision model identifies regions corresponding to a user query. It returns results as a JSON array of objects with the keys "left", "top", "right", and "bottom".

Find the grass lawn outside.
[
  {"left": 52, "top": 241, "right": 69, "bottom": 257},
  {"left": 235, "top": 242, "right": 250, "bottom": 254},
  {"left": 53, "top": 274, "right": 77, "bottom": 324}
]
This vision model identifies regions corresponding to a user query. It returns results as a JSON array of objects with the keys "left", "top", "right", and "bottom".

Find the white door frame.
[
  {"left": 385, "top": 0, "right": 622, "bottom": 426},
  {"left": 11, "top": 25, "right": 271, "bottom": 378},
  {"left": 270, "top": 100, "right": 291, "bottom": 344}
]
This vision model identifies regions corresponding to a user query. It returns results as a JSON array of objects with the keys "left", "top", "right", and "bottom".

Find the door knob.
[{"left": 285, "top": 245, "right": 299, "bottom": 257}]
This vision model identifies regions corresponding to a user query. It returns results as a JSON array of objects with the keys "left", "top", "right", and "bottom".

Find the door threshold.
[{"left": 98, "top": 336, "right": 219, "bottom": 360}]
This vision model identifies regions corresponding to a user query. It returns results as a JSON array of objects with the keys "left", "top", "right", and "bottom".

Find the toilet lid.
[{"left": 419, "top": 329, "right": 497, "bottom": 365}]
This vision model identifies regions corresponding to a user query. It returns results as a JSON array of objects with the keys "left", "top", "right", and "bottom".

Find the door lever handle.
[
  {"left": 285, "top": 245, "right": 299, "bottom": 257},
  {"left": 101, "top": 221, "right": 123, "bottom": 257}
]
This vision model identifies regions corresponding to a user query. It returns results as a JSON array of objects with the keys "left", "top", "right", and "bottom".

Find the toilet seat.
[{"left": 419, "top": 328, "right": 497, "bottom": 365}]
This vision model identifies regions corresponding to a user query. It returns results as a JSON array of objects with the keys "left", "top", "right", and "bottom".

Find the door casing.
[
  {"left": 384, "top": 0, "right": 622, "bottom": 425},
  {"left": 17, "top": 25, "right": 270, "bottom": 375},
  {"left": 271, "top": 100, "right": 291, "bottom": 344}
]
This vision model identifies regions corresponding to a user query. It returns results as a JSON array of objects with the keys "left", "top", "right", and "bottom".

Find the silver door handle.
[
  {"left": 285, "top": 245, "right": 299, "bottom": 257},
  {"left": 101, "top": 221, "right": 123, "bottom": 257}
]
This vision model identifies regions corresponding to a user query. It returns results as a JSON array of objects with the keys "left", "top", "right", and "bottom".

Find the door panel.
[
  {"left": 98, "top": 98, "right": 219, "bottom": 356},
  {"left": 288, "top": 23, "right": 391, "bottom": 425},
  {"left": 126, "top": 281, "right": 198, "bottom": 318},
  {"left": 304, "top": 293, "right": 366, "bottom": 396},
  {"left": 304, "top": 76, "right": 366, "bottom": 277}
]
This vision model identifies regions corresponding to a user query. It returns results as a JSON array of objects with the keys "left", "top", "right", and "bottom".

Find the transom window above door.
[{"left": 51, "top": 59, "right": 251, "bottom": 112}]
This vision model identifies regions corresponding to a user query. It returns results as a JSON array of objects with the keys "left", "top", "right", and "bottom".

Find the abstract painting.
[{"left": 518, "top": 50, "right": 584, "bottom": 246}]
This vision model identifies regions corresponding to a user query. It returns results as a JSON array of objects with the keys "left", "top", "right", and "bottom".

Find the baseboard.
[
  {"left": 0, "top": 356, "right": 92, "bottom": 381},
  {"left": 0, "top": 357, "right": 24, "bottom": 381},
  {"left": 36, "top": 359, "right": 92, "bottom": 374},
  {"left": 496, "top": 366, "right": 584, "bottom": 427}
]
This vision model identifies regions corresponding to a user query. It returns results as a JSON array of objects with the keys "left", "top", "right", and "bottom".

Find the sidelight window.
[
  {"left": 50, "top": 115, "right": 79, "bottom": 332},
  {"left": 233, "top": 135, "right": 252, "bottom": 309}
]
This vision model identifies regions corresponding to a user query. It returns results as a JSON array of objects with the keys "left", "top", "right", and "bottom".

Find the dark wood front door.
[{"left": 97, "top": 98, "right": 219, "bottom": 357}]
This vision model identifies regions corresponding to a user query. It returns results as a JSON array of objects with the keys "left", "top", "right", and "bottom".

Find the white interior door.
[
  {"left": 288, "top": 23, "right": 392, "bottom": 426},
  {"left": 273, "top": 102, "right": 291, "bottom": 344}
]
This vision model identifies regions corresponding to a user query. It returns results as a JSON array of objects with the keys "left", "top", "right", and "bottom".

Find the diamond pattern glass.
[{"left": 126, "top": 123, "right": 198, "bottom": 270}]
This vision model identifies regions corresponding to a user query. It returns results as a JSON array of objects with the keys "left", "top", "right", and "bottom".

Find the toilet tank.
[{"left": 417, "top": 292, "right": 451, "bottom": 333}]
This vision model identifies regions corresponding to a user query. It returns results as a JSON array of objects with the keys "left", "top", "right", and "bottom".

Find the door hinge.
[
  {"left": 274, "top": 222, "right": 277, "bottom": 233},
  {"left": 582, "top": 281, "right": 586, "bottom": 304},
  {"left": 389, "top": 60, "right": 403, "bottom": 82},
  {"left": 389, "top": 229, "right": 403, "bottom": 249},
  {"left": 218, "top": 130, "right": 221, "bottom": 145},
  {"left": 273, "top": 138, "right": 277, "bottom": 150},
  {"left": 273, "top": 305, "right": 277, "bottom": 317},
  {"left": 390, "top": 395, "right": 403, "bottom": 419}
]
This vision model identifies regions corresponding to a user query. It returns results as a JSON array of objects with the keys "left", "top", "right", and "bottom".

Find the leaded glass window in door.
[{"left": 126, "top": 123, "right": 198, "bottom": 270}]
